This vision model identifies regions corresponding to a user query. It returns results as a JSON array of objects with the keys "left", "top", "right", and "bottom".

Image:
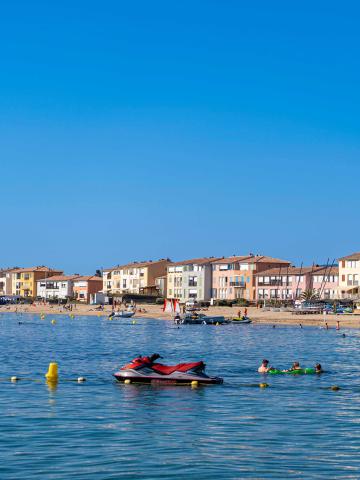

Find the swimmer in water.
[
  {"left": 315, "top": 363, "right": 323, "bottom": 373},
  {"left": 258, "top": 359, "right": 272, "bottom": 373},
  {"left": 284, "top": 361, "right": 302, "bottom": 372}
]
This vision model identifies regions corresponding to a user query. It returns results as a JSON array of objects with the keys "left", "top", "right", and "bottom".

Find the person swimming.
[
  {"left": 315, "top": 363, "right": 323, "bottom": 373},
  {"left": 258, "top": 359, "right": 272, "bottom": 373},
  {"left": 283, "top": 361, "right": 302, "bottom": 372}
]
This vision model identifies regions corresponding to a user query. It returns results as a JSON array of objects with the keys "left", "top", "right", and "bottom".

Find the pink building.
[
  {"left": 73, "top": 276, "right": 103, "bottom": 303},
  {"left": 311, "top": 266, "right": 339, "bottom": 299},
  {"left": 256, "top": 267, "right": 314, "bottom": 301},
  {"left": 212, "top": 255, "right": 291, "bottom": 301},
  {"left": 256, "top": 265, "right": 339, "bottom": 301}
]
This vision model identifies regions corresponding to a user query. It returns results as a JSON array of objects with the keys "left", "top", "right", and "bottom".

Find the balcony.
[
  {"left": 258, "top": 281, "right": 292, "bottom": 287},
  {"left": 230, "top": 282, "right": 245, "bottom": 287}
]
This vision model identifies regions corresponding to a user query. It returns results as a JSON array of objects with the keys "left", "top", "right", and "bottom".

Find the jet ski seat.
[{"left": 152, "top": 361, "right": 205, "bottom": 375}]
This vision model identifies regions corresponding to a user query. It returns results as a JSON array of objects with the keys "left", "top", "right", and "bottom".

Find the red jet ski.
[{"left": 113, "top": 354, "right": 223, "bottom": 385}]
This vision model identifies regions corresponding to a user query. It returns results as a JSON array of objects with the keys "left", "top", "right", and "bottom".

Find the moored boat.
[
  {"left": 109, "top": 310, "right": 135, "bottom": 318},
  {"left": 114, "top": 353, "right": 223, "bottom": 385},
  {"left": 231, "top": 316, "right": 252, "bottom": 324}
]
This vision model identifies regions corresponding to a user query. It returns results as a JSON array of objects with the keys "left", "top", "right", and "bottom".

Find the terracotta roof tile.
[
  {"left": 105, "top": 259, "right": 169, "bottom": 272},
  {"left": 36, "top": 275, "right": 81, "bottom": 282},
  {"left": 11, "top": 266, "right": 63, "bottom": 274},
  {"left": 73, "top": 276, "right": 103, "bottom": 282},
  {"left": 339, "top": 252, "right": 360, "bottom": 261},
  {"left": 256, "top": 266, "right": 316, "bottom": 276},
  {"left": 168, "top": 257, "right": 221, "bottom": 267},
  {"left": 213, "top": 255, "right": 291, "bottom": 265}
]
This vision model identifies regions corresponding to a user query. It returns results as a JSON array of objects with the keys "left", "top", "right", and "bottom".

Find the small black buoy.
[{"left": 342, "top": 333, "right": 346, "bottom": 338}]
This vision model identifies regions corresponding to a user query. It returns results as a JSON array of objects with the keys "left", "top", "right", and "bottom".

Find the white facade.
[
  {"left": 339, "top": 256, "right": 360, "bottom": 299},
  {"left": 0, "top": 270, "right": 14, "bottom": 295},
  {"left": 167, "top": 262, "right": 213, "bottom": 302},
  {"left": 37, "top": 277, "right": 76, "bottom": 300}
]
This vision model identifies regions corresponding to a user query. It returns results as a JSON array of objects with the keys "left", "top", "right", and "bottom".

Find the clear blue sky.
[{"left": 1, "top": 1, "right": 359, "bottom": 273}]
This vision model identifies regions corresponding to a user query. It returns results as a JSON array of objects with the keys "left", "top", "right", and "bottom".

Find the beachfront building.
[
  {"left": 255, "top": 266, "right": 318, "bottom": 301},
  {"left": 338, "top": 252, "right": 360, "bottom": 299},
  {"left": 103, "top": 259, "right": 169, "bottom": 296},
  {"left": 212, "top": 255, "right": 291, "bottom": 302},
  {"left": 311, "top": 266, "right": 339, "bottom": 299},
  {"left": 102, "top": 267, "right": 115, "bottom": 294},
  {"left": 11, "top": 266, "right": 63, "bottom": 298},
  {"left": 155, "top": 275, "right": 167, "bottom": 297},
  {"left": 256, "top": 265, "right": 339, "bottom": 301},
  {"left": 73, "top": 276, "right": 103, "bottom": 303},
  {"left": 167, "top": 257, "right": 220, "bottom": 302},
  {"left": 0, "top": 268, "right": 18, "bottom": 295},
  {"left": 36, "top": 275, "right": 80, "bottom": 301}
]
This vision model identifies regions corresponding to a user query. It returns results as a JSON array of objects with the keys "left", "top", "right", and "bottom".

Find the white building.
[
  {"left": 167, "top": 258, "right": 219, "bottom": 302},
  {"left": 0, "top": 268, "right": 17, "bottom": 295},
  {"left": 339, "top": 252, "right": 360, "bottom": 299},
  {"left": 36, "top": 275, "right": 80, "bottom": 300}
]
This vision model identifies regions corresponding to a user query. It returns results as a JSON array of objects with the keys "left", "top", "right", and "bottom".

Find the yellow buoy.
[
  {"left": 132, "top": 320, "right": 137, "bottom": 325},
  {"left": 124, "top": 379, "right": 131, "bottom": 384},
  {"left": 259, "top": 383, "right": 269, "bottom": 388},
  {"left": 191, "top": 380, "right": 199, "bottom": 388},
  {"left": 51, "top": 319, "right": 56, "bottom": 325},
  {"left": 331, "top": 385, "right": 340, "bottom": 391},
  {"left": 77, "top": 377, "right": 86, "bottom": 383},
  {"left": 11, "top": 376, "right": 19, "bottom": 382},
  {"left": 45, "top": 362, "right": 58, "bottom": 382}
]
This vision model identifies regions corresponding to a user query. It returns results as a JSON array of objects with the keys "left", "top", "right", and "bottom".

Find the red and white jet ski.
[{"left": 113, "top": 354, "right": 223, "bottom": 385}]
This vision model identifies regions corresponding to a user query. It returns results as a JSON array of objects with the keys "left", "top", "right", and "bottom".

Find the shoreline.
[{"left": 1, "top": 304, "right": 360, "bottom": 328}]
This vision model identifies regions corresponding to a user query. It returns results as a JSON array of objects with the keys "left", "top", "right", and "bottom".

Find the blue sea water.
[{"left": 0, "top": 313, "right": 360, "bottom": 479}]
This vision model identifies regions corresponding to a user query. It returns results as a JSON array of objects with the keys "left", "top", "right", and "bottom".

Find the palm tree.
[{"left": 300, "top": 289, "right": 320, "bottom": 302}]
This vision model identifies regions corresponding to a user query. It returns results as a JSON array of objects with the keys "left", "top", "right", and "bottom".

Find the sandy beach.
[{"left": 1, "top": 303, "right": 360, "bottom": 328}]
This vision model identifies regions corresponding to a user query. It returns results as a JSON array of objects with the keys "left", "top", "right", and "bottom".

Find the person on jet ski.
[
  {"left": 149, "top": 353, "right": 162, "bottom": 363},
  {"left": 136, "top": 353, "right": 162, "bottom": 365}
]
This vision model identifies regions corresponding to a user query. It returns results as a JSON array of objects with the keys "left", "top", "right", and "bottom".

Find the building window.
[{"left": 188, "top": 276, "right": 198, "bottom": 287}]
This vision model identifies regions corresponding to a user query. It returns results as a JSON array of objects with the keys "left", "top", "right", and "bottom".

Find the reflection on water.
[{"left": 0, "top": 314, "right": 360, "bottom": 478}]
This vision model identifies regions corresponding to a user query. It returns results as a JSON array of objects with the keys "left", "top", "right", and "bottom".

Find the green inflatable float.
[{"left": 268, "top": 368, "right": 316, "bottom": 375}]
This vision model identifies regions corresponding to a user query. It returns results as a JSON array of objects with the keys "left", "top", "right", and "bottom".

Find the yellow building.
[
  {"left": 103, "top": 260, "right": 170, "bottom": 296},
  {"left": 11, "top": 266, "right": 63, "bottom": 298}
]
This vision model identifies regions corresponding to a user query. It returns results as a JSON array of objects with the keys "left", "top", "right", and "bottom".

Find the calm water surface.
[{"left": 0, "top": 313, "right": 360, "bottom": 479}]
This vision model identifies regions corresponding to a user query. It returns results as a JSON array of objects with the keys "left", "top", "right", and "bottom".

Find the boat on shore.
[
  {"left": 175, "top": 313, "right": 227, "bottom": 325},
  {"left": 109, "top": 310, "right": 135, "bottom": 319},
  {"left": 231, "top": 316, "right": 252, "bottom": 324}
]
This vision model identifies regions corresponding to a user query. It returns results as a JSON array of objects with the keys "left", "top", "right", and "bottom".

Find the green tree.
[{"left": 300, "top": 289, "right": 320, "bottom": 302}]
